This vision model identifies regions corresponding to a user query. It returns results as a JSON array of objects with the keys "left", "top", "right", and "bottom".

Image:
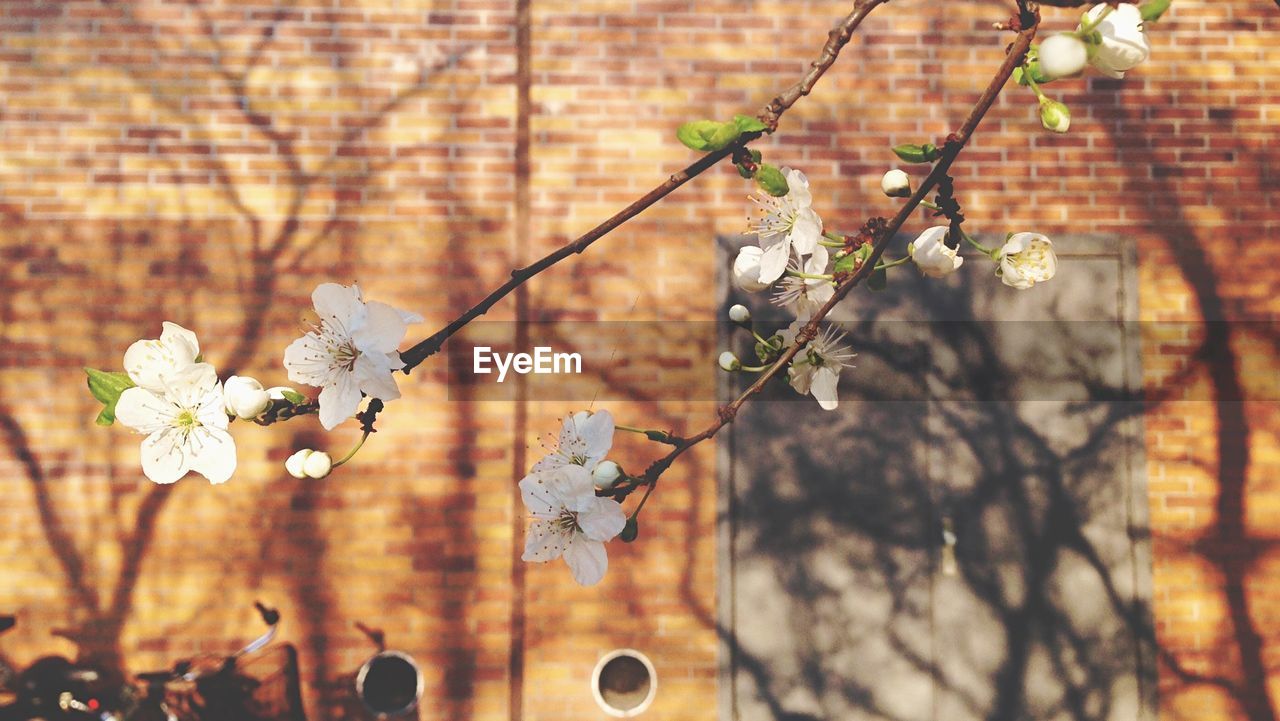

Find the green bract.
[
  {"left": 85, "top": 367, "right": 136, "bottom": 426},
  {"left": 1140, "top": 0, "right": 1172, "bottom": 22},
  {"left": 754, "top": 163, "right": 790, "bottom": 197},
  {"left": 676, "top": 119, "right": 742, "bottom": 152},
  {"left": 892, "top": 143, "right": 941, "bottom": 164}
]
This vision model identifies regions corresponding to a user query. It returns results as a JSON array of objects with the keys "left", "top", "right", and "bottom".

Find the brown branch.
[
  {"left": 399, "top": 0, "right": 889, "bottom": 372},
  {"left": 637, "top": 18, "right": 1042, "bottom": 489}
]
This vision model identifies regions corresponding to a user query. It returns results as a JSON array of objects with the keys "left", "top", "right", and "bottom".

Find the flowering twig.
[
  {"left": 397, "top": 0, "right": 889, "bottom": 372},
  {"left": 633, "top": 15, "right": 1042, "bottom": 493}
]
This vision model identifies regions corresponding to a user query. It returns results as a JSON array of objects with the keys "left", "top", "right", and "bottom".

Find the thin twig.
[
  {"left": 637, "top": 17, "right": 1042, "bottom": 489},
  {"left": 399, "top": 0, "right": 889, "bottom": 372}
]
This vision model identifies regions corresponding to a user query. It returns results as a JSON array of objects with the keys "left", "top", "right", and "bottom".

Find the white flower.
[
  {"left": 1083, "top": 3, "right": 1150, "bottom": 79},
  {"left": 997, "top": 232, "right": 1058, "bottom": 289},
  {"left": 283, "top": 283, "right": 423, "bottom": 430},
  {"left": 532, "top": 409, "right": 614, "bottom": 473},
  {"left": 780, "top": 322, "right": 855, "bottom": 411},
  {"left": 592, "top": 460, "right": 622, "bottom": 489},
  {"left": 223, "top": 375, "right": 271, "bottom": 420},
  {"left": 751, "top": 167, "right": 824, "bottom": 285},
  {"left": 732, "top": 246, "right": 771, "bottom": 293},
  {"left": 718, "top": 351, "right": 741, "bottom": 372},
  {"left": 909, "top": 227, "right": 964, "bottom": 278},
  {"left": 520, "top": 464, "right": 626, "bottom": 586},
  {"left": 728, "top": 304, "right": 751, "bottom": 324},
  {"left": 1038, "top": 34, "right": 1088, "bottom": 79},
  {"left": 123, "top": 321, "right": 200, "bottom": 394},
  {"left": 1039, "top": 98, "right": 1072, "bottom": 133},
  {"left": 115, "top": 363, "right": 236, "bottom": 485},
  {"left": 772, "top": 244, "right": 833, "bottom": 320},
  {"left": 880, "top": 169, "right": 912, "bottom": 198}
]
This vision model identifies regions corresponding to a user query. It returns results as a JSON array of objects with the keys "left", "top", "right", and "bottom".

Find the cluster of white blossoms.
[
  {"left": 96, "top": 283, "right": 422, "bottom": 485},
  {"left": 1030, "top": 2, "right": 1154, "bottom": 132},
  {"left": 518, "top": 410, "right": 627, "bottom": 586},
  {"left": 724, "top": 161, "right": 1060, "bottom": 411}
]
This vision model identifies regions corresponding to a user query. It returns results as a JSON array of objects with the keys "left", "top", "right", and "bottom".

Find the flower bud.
[
  {"left": 223, "top": 375, "right": 271, "bottom": 420},
  {"left": 285, "top": 449, "right": 313, "bottom": 479},
  {"left": 1038, "top": 34, "right": 1088, "bottom": 80},
  {"left": 728, "top": 304, "right": 752, "bottom": 324},
  {"left": 1039, "top": 98, "right": 1072, "bottom": 133},
  {"left": 592, "top": 460, "right": 622, "bottom": 488},
  {"left": 718, "top": 351, "right": 742, "bottom": 372},
  {"left": 880, "top": 169, "right": 912, "bottom": 198},
  {"left": 619, "top": 517, "right": 640, "bottom": 543},
  {"left": 302, "top": 450, "right": 333, "bottom": 479},
  {"left": 732, "top": 247, "right": 771, "bottom": 292}
]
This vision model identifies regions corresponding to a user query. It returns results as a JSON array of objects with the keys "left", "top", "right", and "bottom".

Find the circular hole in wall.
[
  {"left": 591, "top": 649, "right": 657, "bottom": 717},
  {"left": 356, "top": 651, "right": 423, "bottom": 717}
]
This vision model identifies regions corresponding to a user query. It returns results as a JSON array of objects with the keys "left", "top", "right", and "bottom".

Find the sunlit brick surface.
[{"left": 0, "top": 1, "right": 1277, "bottom": 720}]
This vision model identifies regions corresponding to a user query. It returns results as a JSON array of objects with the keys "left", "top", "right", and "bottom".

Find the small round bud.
[
  {"left": 592, "top": 460, "right": 622, "bottom": 488},
  {"left": 880, "top": 169, "right": 912, "bottom": 198},
  {"left": 619, "top": 517, "right": 640, "bottom": 543},
  {"left": 728, "top": 304, "right": 752, "bottom": 324},
  {"left": 285, "top": 449, "right": 313, "bottom": 479},
  {"left": 1038, "top": 34, "right": 1088, "bottom": 80},
  {"left": 302, "top": 450, "right": 333, "bottom": 479},
  {"left": 223, "top": 375, "right": 271, "bottom": 420},
  {"left": 1039, "top": 98, "right": 1072, "bottom": 133},
  {"left": 718, "top": 351, "right": 741, "bottom": 372},
  {"left": 732, "top": 247, "right": 770, "bottom": 293}
]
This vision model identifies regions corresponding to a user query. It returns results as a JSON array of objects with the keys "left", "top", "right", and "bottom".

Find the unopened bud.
[
  {"left": 754, "top": 164, "right": 790, "bottom": 197},
  {"left": 619, "top": 517, "right": 640, "bottom": 543},
  {"left": 880, "top": 169, "right": 912, "bottom": 198},
  {"left": 302, "top": 450, "right": 332, "bottom": 479},
  {"left": 592, "top": 460, "right": 622, "bottom": 488},
  {"left": 728, "top": 304, "right": 752, "bottom": 324},
  {"left": 1039, "top": 98, "right": 1072, "bottom": 133},
  {"left": 285, "top": 449, "right": 313, "bottom": 479},
  {"left": 718, "top": 351, "right": 742, "bottom": 372},
  {"left": 223, "top": 376, "right": 271, "bottom": 420}
]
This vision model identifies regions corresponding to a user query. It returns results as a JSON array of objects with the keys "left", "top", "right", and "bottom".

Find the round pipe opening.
[
  {"left": 590, "top": 649, "right": 656, "bottom": 718},
  {"left": 355, "top": 651, "right": 423, "bottom": 718}
]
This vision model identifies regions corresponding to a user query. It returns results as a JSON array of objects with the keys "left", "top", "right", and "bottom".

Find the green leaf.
[
  {"left": 833, "top": 254, "right": 859, "bottom": 275},
  {"left": 1015, "top": 61, "right": 1051, "bottom": 87},
  {"left": 736, "top": 163, "right": 754, "bottom": 179},
  {"left": 892, "top": 143, "right": 941, "bottom": 164},
  {"left": 867, "top": 268, "right": 888, "bottom": 292},
  {"left": 85, "top": 368, "right": 135, "bottom": 426},
  {"left": 1140, "top": 0, "right": 1172, "bottom": 22},
  {"left": 279, "top": 388, "right": 307, "bottom": 405},
  {"left": 733, "top": 114, "right": 768, "bottom": 133},
  {"left": 676, "top": 119, "right": 741, "bottom": 152},
  {"left": 754, "top": 164, "right": 790, "bottom": 196}
]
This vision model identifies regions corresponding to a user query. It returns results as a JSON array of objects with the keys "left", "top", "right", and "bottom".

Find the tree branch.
[
  {"left": 399, "top": 0, "right": 890, "bottom": 372},
  {"left": 637, "top": 18, "right": 1042, "bottom": 489}
]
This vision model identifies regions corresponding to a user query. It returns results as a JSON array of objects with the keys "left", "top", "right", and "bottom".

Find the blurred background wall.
[{"left": 0, "top": 1, "right": 1276, "bottom": 720}]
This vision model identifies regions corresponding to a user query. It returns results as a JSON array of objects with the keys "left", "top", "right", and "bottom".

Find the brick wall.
[{"left": 0, "top": 1, "right": 1277, "bottom": 720}]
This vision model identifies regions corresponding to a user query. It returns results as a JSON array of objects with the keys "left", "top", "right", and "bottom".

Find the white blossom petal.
[
  {"left": 789, "top": 207, "right": 823, "bottom": 256},
  {"left": 187, "top": 427, "right": 237, "bottom": 485},
  {"left": 282, "top": 333, "right": 333, "bottom": 387},
  {"left": 352, "top": 301, "right": 410, "bottom": 354},
  {"left": 139, "top": 428, "right": 191, "bottom": 484},
  {"left": 810, "top": 366, "right": 841, "bottom": 411},
  {"left": 114, "top": 387, "right": 174, "bottom": 434},
  {"left": 162, "top": 363, "right": 219, "bottom": 409},
  {"left": 311, "top": 283, "right": 366, "bottom": 332},
  {"left": 354, "top": 352, "right": 401, "bottom": 401},
  {"left": 574, "top": 497, "right": 627, "bottom": 542},
  {"left": 563, "top": 535, "right": 609, "bottom": 586},
  {"left": 519, "top": 471, "right": 563, "bottom": 519},
  {"left": 522, "top": 519, "right": 566, "bottom": 562},
  {"left": 757, "top": 239, "right": 791, "bottom": 285},
  {"left": 317, "top": 373, "right": 363, "bottom": 430}
]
